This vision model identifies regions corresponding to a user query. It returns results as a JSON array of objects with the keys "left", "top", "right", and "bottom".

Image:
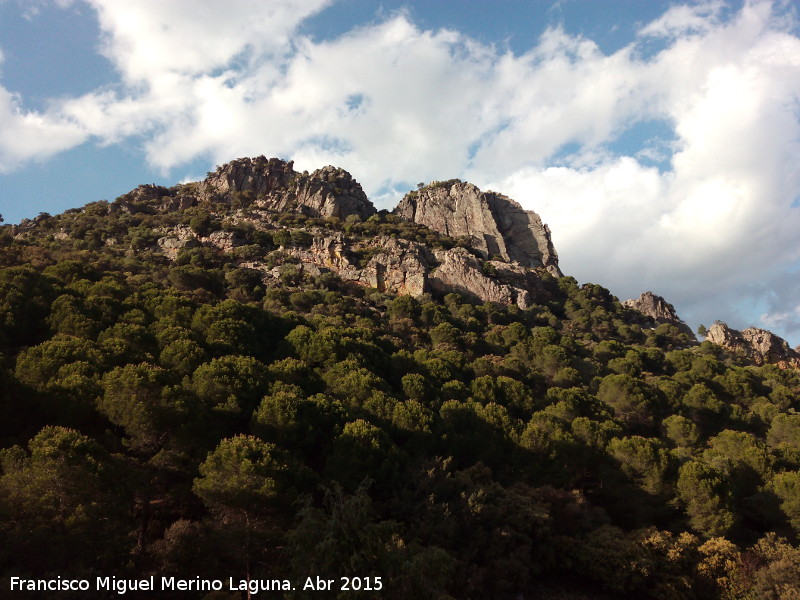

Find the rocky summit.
[
  {"left": 706, "top": 322, "right": 800, "bottom": 369},
  {"left": 198, "top": 156, "right": 376, "bottom": 220},
  {"left": 395, "top": 180, "right": 562, "bottom": 277},
  {"left": 116, "top": 157, "right": 560, "bottom": 310},
  {"left": 623, "top": 291, "right": 696, "bottom": 340}
]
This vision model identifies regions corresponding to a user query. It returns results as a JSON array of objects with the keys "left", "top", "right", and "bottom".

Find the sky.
[{"left": 1, "top": 0, "right": 800, "bottom": 345}]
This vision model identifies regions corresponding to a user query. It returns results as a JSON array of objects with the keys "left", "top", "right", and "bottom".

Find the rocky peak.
[
  {"left": 706, "top": 322, "right": 800, "bottom": 369},
  {"left": 198, "top": 156, "right": 376, "bottom": 220},
  {"left": 623, "top": 291, "right": 695, "bottom": 339},
  {"left": 394, "top": 181, "right": 562, "bottom": 276}
]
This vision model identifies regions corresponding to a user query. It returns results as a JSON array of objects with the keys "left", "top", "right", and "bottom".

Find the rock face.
[
  {"left": 280, "top": 234, "right": 430, "bottom": 297},
  {"left": 395, "top": 181, "right": 562, "bottom": 276},
  {"left": 198, "top": 157, "right": 375, "bottom": 220},
  {"left": 623, "top": 291, "right": 696, "bottom": 340},
  {"left": 428, "top": 249, "right": 544, "bottom": 309},
  {"left": 706, "top": 322, "right": 800, "bottom": 369},
  {"left": 155, "top": 225, "right": 247, "bottom": 259},
  {"left": 278, "top": 234, "right": 544, "bottom": 309}
]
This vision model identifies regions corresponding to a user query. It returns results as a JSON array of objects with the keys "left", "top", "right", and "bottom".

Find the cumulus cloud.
[
  {"left": 481, "top": 1, "right": 800, "bottom": 340},
  {"left": 0, "top": 88, "right": 86, "bottom": 171},
  {"left": 89, "top": 0, "right": 332, "bottom": 82},
  {"left": 2, "top": 0, "right": 800, "bottom": 341}
]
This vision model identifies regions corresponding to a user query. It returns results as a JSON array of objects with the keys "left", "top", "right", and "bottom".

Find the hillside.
[{"left": 1, "top": 157, "right": 799, "bottom": 599}]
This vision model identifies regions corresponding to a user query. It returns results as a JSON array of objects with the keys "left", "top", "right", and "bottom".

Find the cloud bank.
[{"left": 2, "top": 0, "right": 800, "bottom": 340}]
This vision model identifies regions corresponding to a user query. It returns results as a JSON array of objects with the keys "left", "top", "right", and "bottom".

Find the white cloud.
[
  {"left": 89, "top": 0, "right": 332, "bottom": 83},
  {"left": 480, "top": 1, "right": 800, "bottom": 341},
  {"left": 0, "top": 88, "right": 86, "bottom": 171},
  {"left": 2, "top": 0, "right": 800, "bottom": 341},
  {"left": 639, "top": 1, "right": 726, "bottom": 38}
]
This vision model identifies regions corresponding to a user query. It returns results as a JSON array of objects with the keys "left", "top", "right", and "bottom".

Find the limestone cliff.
[
  {"left": 395, "top": 181, "right": 561, "bottom": 277},
  {"left": 706, "top": 322, "right": 800, "bottom": 369},
  {"left": 623, "top": 291, "right": 696, "bottom": 340}
]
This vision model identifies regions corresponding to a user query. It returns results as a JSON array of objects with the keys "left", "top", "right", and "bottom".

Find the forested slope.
[{"left": 1, "top": 161, "right": 799, "bottom": 599}]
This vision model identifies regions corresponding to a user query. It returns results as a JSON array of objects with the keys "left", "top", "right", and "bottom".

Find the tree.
[
  {"left": 193, "top": 435, "right": 303, "bottom": 585},
  {"left": 607, "top": 436, "right": 673, "bottom": 497},
  {"left": 392, "top": 399, "right": 434, "bottom": 435},
  {"left": 401, "top": 373, "right": 428, "bottom": 401},
  {"left": 322, "top": 358, "right": 389, "bottom": 407},
  {"left": 47, "top": 293, "right": 101, "bottom": 338},
  {"left": 722, "top": 534, "right": 800, "bottom": 599},
  {"left": 325, "top": 419, "right": 402, "bottom": 492},
  {"left": 192, "top": 355, "right": 270, "bottom": 417},
  {"left": 662, "top": 414, "right": 700, "bottom": 457},
  {"left": 15, "top": 334, "right": 104, "bottom": 390},
  {"left": 702, "top": 430, "right": 771, "bottom": 519},
  {"left": 0, "top": 265, "right": 56, "bottom": 347},
  {"left": 388, "top": 294, "right": 420, "bottom": 321},
  {"left": 677, "top": 460, "right": 736, "bottom": 537},
  {"left": 99, "top": 362, "right": 179, "bottom": 453},
  {"left": 570, "top": 526, "right": 702, "bottom": 598},
  {"left": 272, "top": 229, "right": 291, "bottom": 248},
  {"left": 194, "top": 435, "right": 292, "bottom": 515},
  {"left": 159, "top": 338, "right": 206, "bottom": 375},
  {"left": 286, "top": 324, "right": 335, "bottom": 365},
  {"left": 189, "top": 212, "right": 219, "bottom": 237},
  {"left": 598, "top": 373, "right": 661, "bottom": 430},
  {"left": 251, "top": 383, "right": 306, "bottom": 449},
  {"left": 768, "top": 413, "right": 800, "bottom": 454},
  {"left": 682, "top": 383, "right": 726, "bottom": 433},
  {"left": 0, "top": 426, "right": 128, "bottom": 574},
  {"left": 769, "top": 471, "right": 800, "bottom": 535},
  {"left": 289, "top": 482, "right": 453, "bottom": 600}
]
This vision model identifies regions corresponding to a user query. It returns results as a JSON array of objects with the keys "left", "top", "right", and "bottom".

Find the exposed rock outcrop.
[
  {"left": 198, "top": 157, "right": 375, "bottom": 220},
  {"left": 623, "top": 291, "right": 696, "bottom": 340},
  {"left": 428, "top": 248, "right": 543, "bottom": 309},
  {"left": 227, "top": 228, "right": 547, "bottom": 308},
  {"left": 706, "top": 322, "right": 800, "bottom": 369},
  {"left": 286, "top": 234, "right": 430, "bottom": 297},
  {"left": 395, "top": 181, "right": 561, "bottom": 277},
  {"left": 155, "top": 225, "right": 248, "bottom": 259},
  {"left": 113, "top": 184, "right": 198, "bottom": 214},
  {"left": 156, "top": 225, "right": 197, "bottom": 259}
]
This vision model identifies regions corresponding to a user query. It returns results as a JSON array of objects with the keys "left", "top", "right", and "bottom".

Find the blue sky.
[{"left": 1, "top": 0, "right": 800, "bottom": 345}]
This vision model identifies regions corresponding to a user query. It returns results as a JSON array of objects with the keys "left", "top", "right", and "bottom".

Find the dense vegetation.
[{"left": 1, "top": 192, "right": 800, "bottom": 599}]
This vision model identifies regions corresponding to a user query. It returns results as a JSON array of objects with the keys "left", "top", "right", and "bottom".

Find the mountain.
[
  {"left": 16, "top": 157, "right": 561, "bottom": 310},
  {"left": 1, "top": 156, "right": 800, "bottom": 600}
]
